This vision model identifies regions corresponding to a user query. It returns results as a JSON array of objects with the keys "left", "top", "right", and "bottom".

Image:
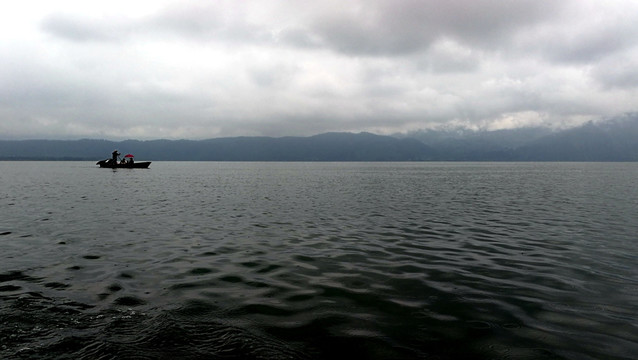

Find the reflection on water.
[{"left": 1, "top": 161, "right": 638, "bottom": 359}]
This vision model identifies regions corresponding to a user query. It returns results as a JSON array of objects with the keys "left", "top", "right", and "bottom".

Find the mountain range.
[{"left": 1, "top": 114, "right": 637, "bottom": 161}]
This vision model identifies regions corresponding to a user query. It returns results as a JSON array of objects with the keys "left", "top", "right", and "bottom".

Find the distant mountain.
[
  {"left": 397, "top": 114, "right": 638, "bottom": 161},
  {"left": 513, "top": 117, "right": 638, "bottom": 161},
  {"left": 1, "top": 115, "right": 637, "bottom": 161},
  {"left": 397, "top": 126, "right": 553, "bottom": 160},
  {"left": 0, "top": 132, "right": 435, "bottom": 161}
]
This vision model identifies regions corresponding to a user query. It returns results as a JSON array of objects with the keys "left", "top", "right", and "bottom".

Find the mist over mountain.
[
  {"left": 1, "top": 114, "right": 637, "bottom": 161},
  {"left": 396, "top": 127, "right": 554, "bottom": 161},
  {"left": 397, "top": 114, "right": 638, "bottom": 161},
  {"left": 514, "top": 116, "right": 638, "bottom": 161}
]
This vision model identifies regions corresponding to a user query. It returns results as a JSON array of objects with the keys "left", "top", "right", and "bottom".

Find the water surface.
[{"left": 1, "top": 162, "right": 637, "bottom": 359}]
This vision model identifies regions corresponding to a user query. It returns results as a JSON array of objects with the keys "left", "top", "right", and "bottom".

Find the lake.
[{"left": 1, "top": 161, "right": 637, "bottom": 359}]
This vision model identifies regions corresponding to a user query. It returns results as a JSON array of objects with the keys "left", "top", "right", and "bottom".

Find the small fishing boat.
[
  {"left": 96, "top": 159, "right": 151, "bottom": 168},
  {"left": 96, "top": 153, "right": 151, "bottom": 168}
]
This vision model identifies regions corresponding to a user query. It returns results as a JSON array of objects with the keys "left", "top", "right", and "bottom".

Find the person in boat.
[{"left": 112, "top": 150, "right": 120, "bottom": 164}]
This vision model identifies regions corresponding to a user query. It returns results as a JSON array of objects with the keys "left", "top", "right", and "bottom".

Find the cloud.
[
  {"left": 592, "top": 53, "right": 638, "bottom": 89},
  {"left": 303, "top": 0, "right": 565, "bottom": 56},
  {"left": 417, "top": 39, "right": 480, "bottom": 73},
  {"left": 146, "top": 1, "right": 276, "bottom": 43},
  {"left": 1, "top": 0, "right": 638, "bottom": 140},
  {"left": 507, "top": 1, "right": 638, "bottom": 64},
  {"left": 41, "top": 14, "right": 132, "bottom": 42},
  {"left": 40, "top": 1, "right": 276, "bottom": 45}
]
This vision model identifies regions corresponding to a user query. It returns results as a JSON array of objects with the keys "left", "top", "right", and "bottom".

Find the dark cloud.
[
  {"left": 305, "top": 0, "right": 565, "bottom": 56},
  {"left": 535, "top": 24, "right": 636, "bottom": 64}
]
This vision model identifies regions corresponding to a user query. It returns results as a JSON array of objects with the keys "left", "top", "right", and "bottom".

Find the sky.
[{"left": 1, "top": 0, "right": 638, "bottom": 140}]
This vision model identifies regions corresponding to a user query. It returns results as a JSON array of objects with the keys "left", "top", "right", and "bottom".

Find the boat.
[
  {"left": 96, "top": 153, "right": 151, "bottom": 168},
  {"left": 96, "top": 159, "right": 151, "bottom": 168}
]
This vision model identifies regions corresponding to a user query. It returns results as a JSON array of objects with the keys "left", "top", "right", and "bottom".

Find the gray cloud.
[
  {"left": 147, "top": 2, "right": 275, "bottom": 43},
  {"left": 2, "top": 0, "right": 638, "bottom": 140},
  {"left": 40, "top": 2, "right": 274, "bottom": 45},
  {"left": 277, "top": 27, "right": 323, "bottom": 48},
  {"left": 41, "top": 14, "right": 133, "bottom": 42},
  {"left": 305, "top": 0, "right": 566, "bottom": 56},
  {"left": 591, "top": 53, "right": 638, "bottom": 89},
  {"left": 523, "top": 22, "right": 637, "bottom": 65}
]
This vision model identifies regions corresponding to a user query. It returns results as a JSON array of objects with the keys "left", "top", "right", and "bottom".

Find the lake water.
[{"left": 1, "top": 161, "right": 637, "bottom": 359}]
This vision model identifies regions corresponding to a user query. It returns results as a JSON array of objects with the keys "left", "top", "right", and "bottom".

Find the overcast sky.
[{"left": 1, "top": 0, "right": 637, "bottom": 140}]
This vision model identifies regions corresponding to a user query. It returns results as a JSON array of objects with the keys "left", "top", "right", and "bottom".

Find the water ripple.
[{"left": 2, "top": 162, "right": 638, "bottom": 359}]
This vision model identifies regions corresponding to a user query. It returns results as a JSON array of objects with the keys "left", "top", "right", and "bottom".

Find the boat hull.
[{"left": 96, "top": 160, "right": 151, "bottom": 168}]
